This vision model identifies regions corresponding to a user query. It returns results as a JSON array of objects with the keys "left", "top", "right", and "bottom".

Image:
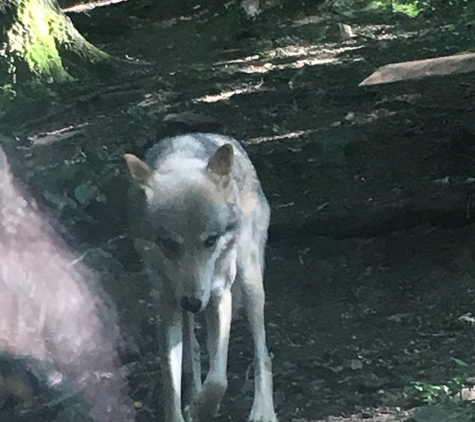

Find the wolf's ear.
[
  {"left": 124, "top": 154, "right": 153, "bottom": 186},
  {"left": 207, "top": 144, "right": 234, "bottom": 177}
]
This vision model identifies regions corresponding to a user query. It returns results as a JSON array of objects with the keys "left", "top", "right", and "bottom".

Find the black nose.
[{"left": 180, "top": 296, "right": 202, "bottom": 313}]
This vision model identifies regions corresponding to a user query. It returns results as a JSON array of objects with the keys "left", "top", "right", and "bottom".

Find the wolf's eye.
[
  {"left": 159, "top": 238, "right": 181, "bottom": 254},
  {"left": 204, "top": 234, "right": 219, "bottom": 248},
  {"left": 225, "top": 221, "right": 237, "bottom": 233}
]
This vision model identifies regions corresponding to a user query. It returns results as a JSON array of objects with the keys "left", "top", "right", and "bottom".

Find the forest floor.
[{"left": 3, "top": 1, "right": 475, "bottom": 421}]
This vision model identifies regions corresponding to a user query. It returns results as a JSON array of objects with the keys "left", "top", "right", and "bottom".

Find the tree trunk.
[{"left": 0, "top": 0, "right": 110, "bottom": 82}]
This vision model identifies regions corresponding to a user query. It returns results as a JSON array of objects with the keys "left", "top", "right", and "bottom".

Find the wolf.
[{"left": 124, "top": 133, "right": 277, "bottom": 422}]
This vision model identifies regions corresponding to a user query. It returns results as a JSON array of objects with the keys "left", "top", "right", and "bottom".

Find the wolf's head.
[{"left": 125, "top": 144, "right": 238, "bottom": 313}]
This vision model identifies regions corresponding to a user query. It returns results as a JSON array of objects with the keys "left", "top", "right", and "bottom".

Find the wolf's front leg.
[
  {"left": 194, "top": 288, "right": 233, "bottom": 421},
  {"left": 158, "top": 287, "right": 186, "bottom": 422},
  {"left": 240, "top": 262, "right": 277, "bottom": 422},
  {"left": 182, "top": 311, "right": 202, "bottom": 421}
]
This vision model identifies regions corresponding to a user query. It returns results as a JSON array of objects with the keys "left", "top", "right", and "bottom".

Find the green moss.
[
  {"left": 5, "top": 0, "right": 110, "bottom": 82},
  {"left": 370, "top": 0, "right": 422, "bottom": 17}
]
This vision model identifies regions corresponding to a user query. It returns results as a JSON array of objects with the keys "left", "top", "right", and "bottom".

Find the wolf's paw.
[
  {"left": 183, "top": 405, "right": 193, "bottom": 422},
  {"left": 249, "top": 400, "right": 277, "bottom": 422},
  {"left": 194, "top": 378, "right": 226, "bottom": 421}
]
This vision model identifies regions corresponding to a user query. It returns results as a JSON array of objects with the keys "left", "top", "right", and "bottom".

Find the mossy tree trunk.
[{"left": 0, "top": 0, "right": 110, "bottom": 82}]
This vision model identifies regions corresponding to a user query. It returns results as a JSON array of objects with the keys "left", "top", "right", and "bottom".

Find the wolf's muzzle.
[{"left": 180, "top": 296, "right": 203, "bottom": 313}]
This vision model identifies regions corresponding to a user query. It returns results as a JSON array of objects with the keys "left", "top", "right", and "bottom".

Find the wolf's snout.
[{"left": 180, "top": 296, "right": 203, "bottom": 313}]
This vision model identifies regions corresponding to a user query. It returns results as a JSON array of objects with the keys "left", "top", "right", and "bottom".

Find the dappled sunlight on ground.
[
  {"left": 63, "top": 0, "right": 129, "bottom": 13},
  {"left": 245, "top": 129, "right": 317, "bottom": 145},
  {"left": 194, "top": 42, "right": 362, "bottom": 104},
  {"left": 194, "top": 80, "right": 266, "bottom": 103}
]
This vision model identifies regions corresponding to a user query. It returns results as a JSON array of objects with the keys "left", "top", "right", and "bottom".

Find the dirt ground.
[{"left": 2, "top": 2, "right": 475, "bottom": 421}]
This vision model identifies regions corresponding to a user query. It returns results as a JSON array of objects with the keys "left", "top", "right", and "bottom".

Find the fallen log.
[{"left": 360, "top": 52, "right": 475, "bottom": 86}]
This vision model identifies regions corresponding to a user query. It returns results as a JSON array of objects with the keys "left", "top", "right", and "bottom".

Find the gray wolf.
[
  {"left": 124, "top": 133, "right": 277, "bottom": 422},
  {"left": 0, "top": 146, "right": 135, "bottom": 421}
]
